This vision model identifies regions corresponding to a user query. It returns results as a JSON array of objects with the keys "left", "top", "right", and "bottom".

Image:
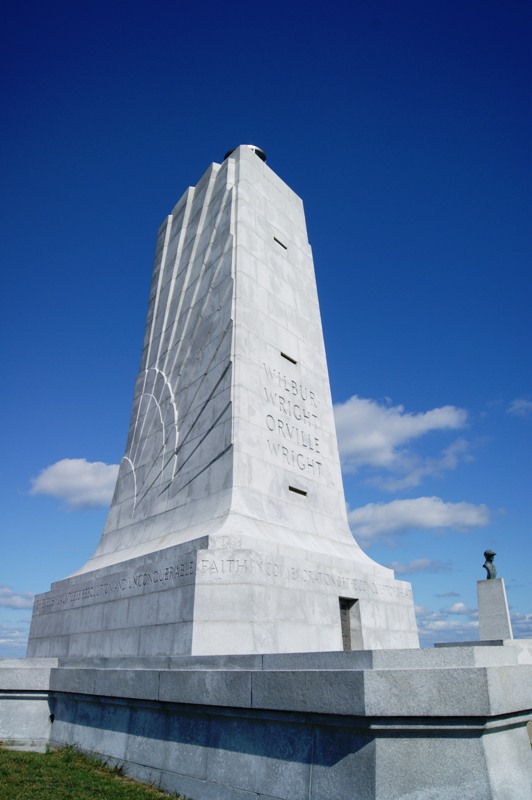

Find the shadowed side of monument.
[{"left": 95, "top": 160, "right": 236, "bottom": 562}]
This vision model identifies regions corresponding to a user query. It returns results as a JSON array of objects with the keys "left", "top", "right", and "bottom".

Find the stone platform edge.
[
  {"left": 2, "top": 644, "right": 532, "bottom": 799},
  {"left": 2, "top": 642, "right": 532, "bottom": 718}
]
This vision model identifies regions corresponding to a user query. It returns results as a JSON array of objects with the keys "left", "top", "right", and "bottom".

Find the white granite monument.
[
  {"left": 27, "top": 144, "right": 418, "bottom": 658},
  {"left": 4, "top": 146, "right": 531, "bottom": 799}
]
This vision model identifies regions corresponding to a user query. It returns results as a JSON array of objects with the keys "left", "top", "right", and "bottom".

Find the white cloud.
[
  {"left": 415, "top": 604, "right": 479, "bottom": 646},
  {"left": 511, "top": 611, "right": 532, "bottom": 638},
  {"left": 385, "top": 559, "right": 452, "bottom": 575},
  {"left": 348, "top": 496, "right": 490, "bottom": 544},
  {"left": 334, "top": 396, "right": 468, "bottom": 486},
  {"left": 415, "top": 601, "right": 532, "bottom": 645},
  {"left": 507, "top": 397, "right": 532, "bottom": 418},
  {"left": 30, "top": 458, "right": 119, "bottom": 509},
  {"left": 445, "top": 602, "right": 476, "bottom": 615},
  {"left": 0, "top": 620, "right": 31, "bottom": 658},
  {"left": 416, "top": 605, "right": 532, "bottom": 644},
  {"left": 0, "top": 586, "right": 34, "bottom": 609},
  {"left": 370, "top": 438, "right": 472, "bottom": 491}
]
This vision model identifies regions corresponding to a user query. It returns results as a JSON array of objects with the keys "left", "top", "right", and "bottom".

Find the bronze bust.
[{"left": 483, "top": 549, "right": 497, "bottom": 579}]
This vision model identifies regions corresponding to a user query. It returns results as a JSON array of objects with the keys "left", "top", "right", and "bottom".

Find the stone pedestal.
[{"left": 477, "top": 578, "right": 513, "bottom": 641}]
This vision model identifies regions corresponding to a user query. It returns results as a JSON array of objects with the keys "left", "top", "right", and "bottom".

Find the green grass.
[{"left": 0, "top": 746, "right": 191, "bottom": 800}]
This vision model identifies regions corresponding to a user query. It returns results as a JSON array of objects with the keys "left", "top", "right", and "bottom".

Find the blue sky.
[{"left": 1, "top": 0, "right": 530, "bottom": 655}]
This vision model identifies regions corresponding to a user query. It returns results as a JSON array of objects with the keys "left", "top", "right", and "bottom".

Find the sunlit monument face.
[{"left": 27, "top": 146, "right": 419, "bottom": 658}]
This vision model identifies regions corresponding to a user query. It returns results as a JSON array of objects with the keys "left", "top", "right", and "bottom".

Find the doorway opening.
[{"left": 339, "top": 597, "right": 362, "bottom": 650}]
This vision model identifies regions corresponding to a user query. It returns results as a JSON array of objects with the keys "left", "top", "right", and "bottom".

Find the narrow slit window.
[
  {"left": 289, "top": 485, "right": 307, "bottom": 497},
  {"left": 274, "top": 236, "right": 287, "bottom": 249},
  {"left": 280, "top": 352, "right": 297, "bottom": 365}
]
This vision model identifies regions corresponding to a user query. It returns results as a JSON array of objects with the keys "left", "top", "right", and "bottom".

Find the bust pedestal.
[{"left": 477, "top": 578, "right": 513, "bottom": 640}]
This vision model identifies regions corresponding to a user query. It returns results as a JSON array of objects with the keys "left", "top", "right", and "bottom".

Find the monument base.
[
  {"left": 2, "top": 642, "right": 531, "bottom": 799},
  {"left": 27, "top": 535, "right": 418, "bottom": 658}
]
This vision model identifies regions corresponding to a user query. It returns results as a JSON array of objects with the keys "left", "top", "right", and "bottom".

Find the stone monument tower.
[{"left": 28, "top": 145, "right": 419, "bottom": 657}]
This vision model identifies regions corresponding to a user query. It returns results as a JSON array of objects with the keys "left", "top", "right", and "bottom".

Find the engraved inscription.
[
  {"left": 198, "top": 553, "right": 413, "bottom": 601},
  {"left": 199, "top": 558, "right": 250, "bottom": 575},
  {"left": 262, "top": 363, "right": 323, "bottom": 478},
  {"left": 35, "top": 550, "right": 413, "bottom": 614},
  {"left": 33, "top": 559, "right": 196, "bottom": 612}
]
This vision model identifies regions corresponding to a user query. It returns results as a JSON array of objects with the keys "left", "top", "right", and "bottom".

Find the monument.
[
  {"left": 2, "top": 147, "right": 531, "bottom": 799},
  {"left": 27, "top": 144, "right": 418, "bottom": 658}
]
